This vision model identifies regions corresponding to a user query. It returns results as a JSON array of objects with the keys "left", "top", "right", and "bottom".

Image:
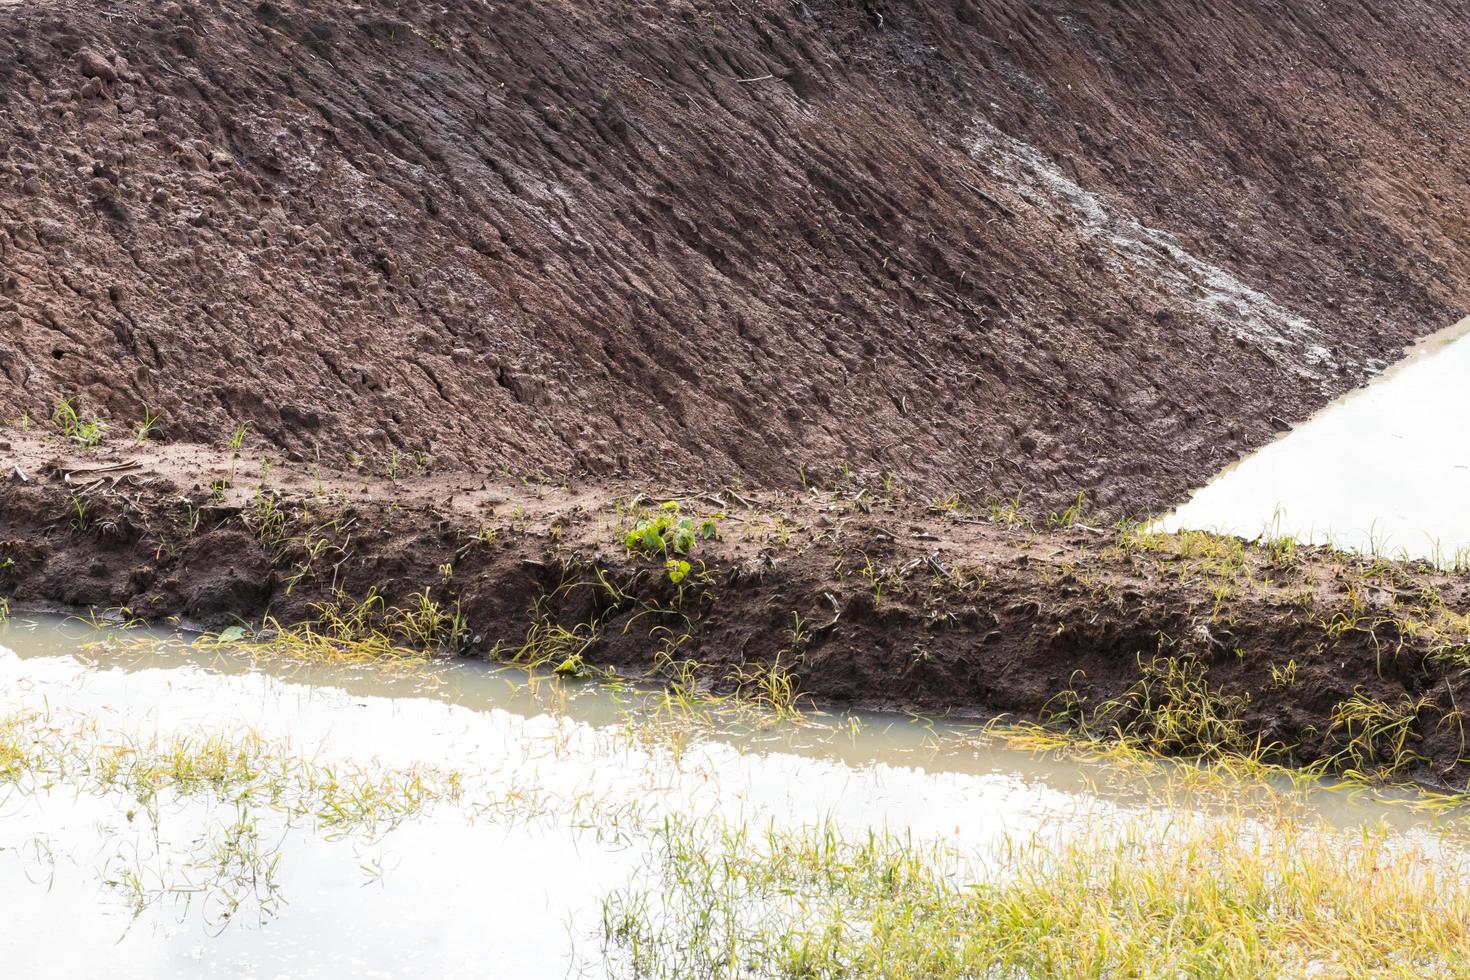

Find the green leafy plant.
[{"left": 623, "top": 502, "right": 720, "bottom": 575}]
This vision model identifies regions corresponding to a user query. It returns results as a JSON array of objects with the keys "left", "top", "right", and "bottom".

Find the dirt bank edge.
[{"left": 5, "top": 432, "right": 1470, "bottom": 789}]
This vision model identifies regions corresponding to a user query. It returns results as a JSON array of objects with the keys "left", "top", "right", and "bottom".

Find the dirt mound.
[
  {"left": 7, "top": 433, "right": 1470, "bottom": 786},
  {"left": 2, "top": 0, "right": 1469, "bottom": 511}
]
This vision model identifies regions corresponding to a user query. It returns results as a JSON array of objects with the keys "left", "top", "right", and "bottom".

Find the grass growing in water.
[
  {"left": 1089, "top": 652, "right": 1256, "bottom": 759},
  {"left": 88, "top": 589, "right": 469, "bottom": 672},
  {"left": 602, "top": 798, "right": 1470, "bottom": 978},
  {"left": 0, "top": 708, "right": 463, "bottom": 835},
  {"left": 18, "top": 619, "right": 1470, "bottom": 971}
]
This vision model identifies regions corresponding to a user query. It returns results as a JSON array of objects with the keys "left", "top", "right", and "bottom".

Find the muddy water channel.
[
  {"left": 3, "top": 614, "right": 1469, "bottom": 977},
  {"left": 1164, "top": 316, "right": 1470, "bottom": 561}
]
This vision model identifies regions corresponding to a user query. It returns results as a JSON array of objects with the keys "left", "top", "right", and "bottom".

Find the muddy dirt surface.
[
  {"left": 2, "top": 1, "right": 1469, "bottom": 512},
  {"left": 7, "top": 436, "right": 1470, "bottom": 788}
]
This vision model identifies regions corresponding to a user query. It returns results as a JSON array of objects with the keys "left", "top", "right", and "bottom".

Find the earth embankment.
[{"left": 3, "top": 1, "right": 1469, "bottom": 511}]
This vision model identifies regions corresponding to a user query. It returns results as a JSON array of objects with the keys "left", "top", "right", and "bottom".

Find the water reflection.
[
  {"left": 0, "top": 614, "right": 1462, "bottom": 977},
  {"left": 1164, "top": 316, "right": 1470, "bottom": 562}
]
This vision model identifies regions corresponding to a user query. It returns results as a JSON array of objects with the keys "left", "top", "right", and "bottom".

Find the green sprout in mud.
[
  {"left": 787, "top": 611, "right": 808, "bottom": 649},
  {"left": 510, "top": 602, "right": 602, "bottom": 679},
  {"left": 53, "top": 397, "right": 105, "bottom": 449},
  {"left": 930, "top": 493, "right": 964, "bottom": 515},
  {"left": 247, "top": 484, "right": 290, "bottom": 550},
  {"left": 68, "top": 494, "right": 90, "bottom": 532},
  {"left": 1269, "top": 659, "right": 1298, "bottom": 689},
  {"left": 282, "top": 533, "right": 333, "bottom": 595},
  {"left": 506, "top": 504, "right": 530, "bottom": 534},
  {"left": 227, "top": 422, "right": 251, "bottom": 456},
  {"left": 1046, "top": 491, "right": 1087, "bottom": 528},
  {"left": 133, "top": 406, "right": 162, "bottom": 443},
  {"left": 1322, "top": 689, "right": 1435, "bottom": 777},
  {"left": 764, "top": 516, "right": 794, "bottom": 547},
  {"left": 987, "top": 491, "right": 1027, "bottom": 528},
  {"left": 858, "top": 552, "right": 885, "bottom": 607},
  {"left": 226, "top": 422, "right": 252, "bottom": 482}
]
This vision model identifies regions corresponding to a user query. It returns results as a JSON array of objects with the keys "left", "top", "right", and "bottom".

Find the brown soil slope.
[{"left": 2, "top": 0, "right": 1469, "bottom": 511}]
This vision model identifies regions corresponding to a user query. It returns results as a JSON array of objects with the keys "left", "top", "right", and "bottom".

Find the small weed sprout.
[
  {"left": 931, "top": 493, "right": 963, "bottom": 515},
  {"left": 196, "top": 588, "right": 468, "bottom": 668},
  {"left": 68, "top": 494, "right": 90, "bottom": 531},
  {"left": 227, "top": 422, "right": 251, "bottom": 482},
  {"left": 858, "top": 553, "right": 884, "bottom": 607},
  {"left": 766, "top": 517, "right": 794, "bottom": 547},
  {"left": 228, "top": 422, "right": 251, "bottom": 456},
  {"left": 246, "top": 485, "right": 290, "bottom": 551},
  {"left": 1047, "top": 492, "right": 1087, "bottom": 529},
  {"left": 508, "top": 504, "right": 530, "bottom": 533},
  {"left": 53, "top": 397, "right": 105, "bottom": 449},
  {"left": 1269, "top": 660, "right": 1298, "bottom": 690},
  {"left": 1089, "top": 653, "right": 1252, "bottom": 759},
  {"left": 988, "top": 491, "right": 1027, "bottom": 529},
  {"left": 133, "top": 407, "right": 162, "bottom": 443}
]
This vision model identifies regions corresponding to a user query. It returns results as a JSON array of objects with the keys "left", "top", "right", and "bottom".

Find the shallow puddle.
[
  {"left": 0, "top": 614, "right": 1462, "bottom": 977},
  {"left": 1163, "top": 316, "right": 1470, "bottom": 561}
]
